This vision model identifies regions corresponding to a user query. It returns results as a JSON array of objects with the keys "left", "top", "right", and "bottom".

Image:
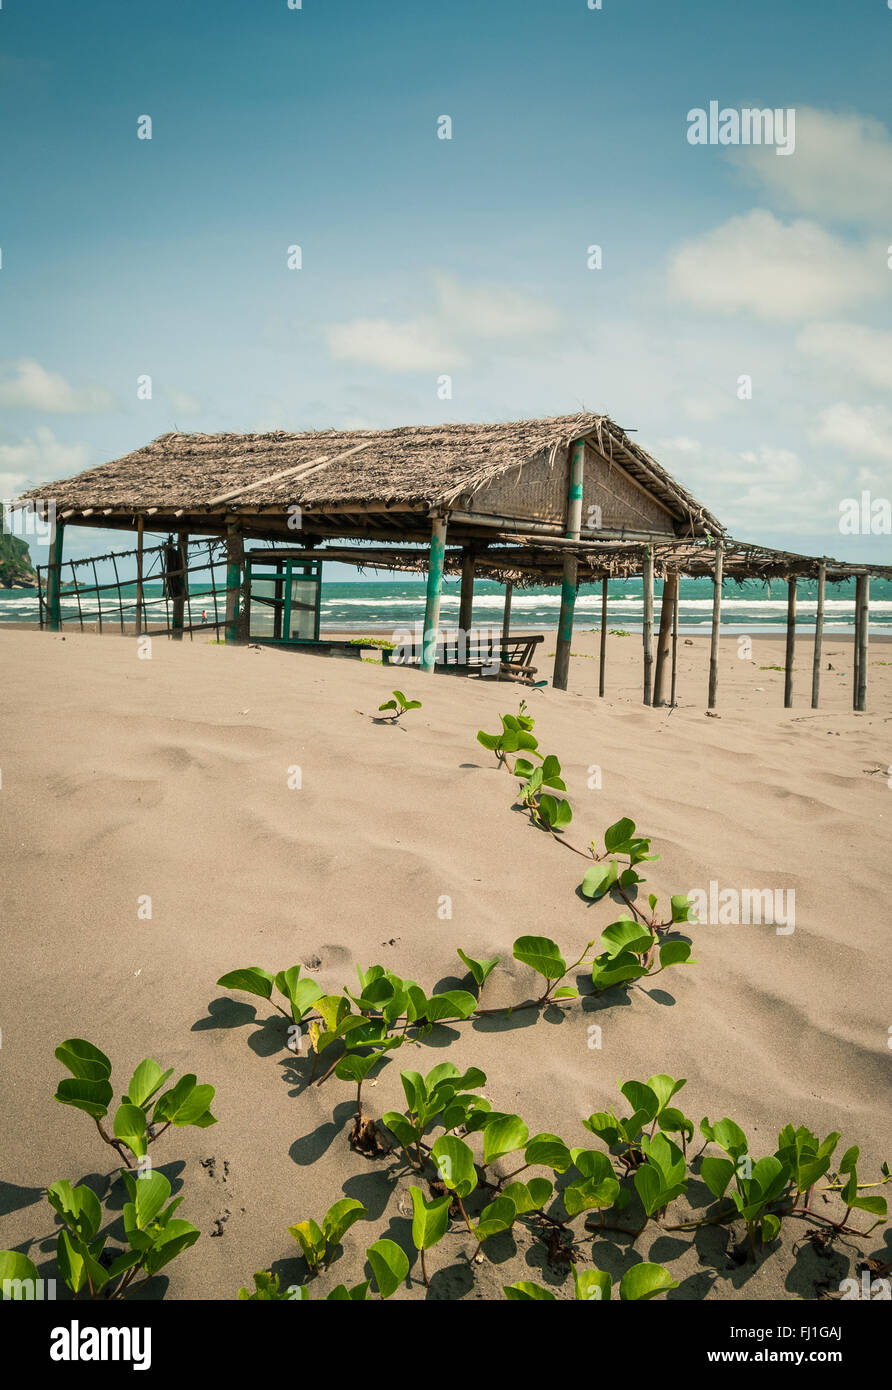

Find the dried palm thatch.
[{"left": 19, "top": 413, "right": 721, "bottom": 535}]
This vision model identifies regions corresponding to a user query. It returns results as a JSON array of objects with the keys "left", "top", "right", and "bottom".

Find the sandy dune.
[{"left": 1, "top": 627, "right": 890, "bottom": 1299}]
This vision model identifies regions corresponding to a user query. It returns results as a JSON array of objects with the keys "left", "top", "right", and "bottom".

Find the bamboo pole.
[
  {"left": 553, "top": 440, "right": 585, "bottom": 691},
  {"left": 47, "top": 518, "right": 64, "bottom": 633},
  {"left": 707, "top": 539, "right": 724, "bottom": 709},
  {"left": 853, "top": 577, "right": 862, "bottom": 708},
  {"left": 598, "top": 576, "right": 608, "bottom": 697},
  {"left": 134, "top": 516, "right": 144, "bottom": 636},
  {"left": 502, "top": 581, "right": 513, "bottom": 645},
  {"left": 855, "top": 574, "right": 869, "bottom": 712},
  {"left": 653, "top": 571, "right": 678, "bottom": 707},
  {"left": 421, "top": 515, "right": 447, "bottom": 673},
  {"left": 225, "top": 520, "right": 244, "bottom": 645},
  {"left": 642, "top": 546, "right": 655, "bottom": 705},
  {"left": 459, "top": 548, "right": 475, "bottom": 634},
  {"left": 784, "top": 579, "right": 797, "bottom": 708},
  {"left": 810, "top": 561, "right": 825, "bottom": 708}
]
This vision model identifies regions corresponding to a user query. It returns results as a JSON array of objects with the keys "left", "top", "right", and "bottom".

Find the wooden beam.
[
  {"left": 553, "top": 440, "right": 586, "bottom": 691},
  {"left": 670, "top": 581, "right": 679, "bottom": 707},
  {"left": 811, "top": 560, "right": 825, "bottom": 709},
  {"left": 653, "top": 571, "right": 678, "bottom": 706},
  {"left": 207, "top": 440, "right": 374, "bottom": 508},
  {"left": 459, "top": 549, "right": 475, "bottom": 632},
  {"left": 784, "top": 579, "right": 797, "bottom": 708},
  {"left": 598, "top": 576, "right": 608, "bottom": 697},
  {"left": 854, "top": 574, "right": 869, "bottom": 712},
  {"left": 421, "top": 515, "right": 447, "bottom": 673},
  {"left": 708, "top": 539, "right": 724, "bottom": 709},
  {"left": 642, "top": 546, "right": 655, "bottom": 705}
]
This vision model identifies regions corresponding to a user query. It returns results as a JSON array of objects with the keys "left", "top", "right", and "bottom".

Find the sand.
[{"left": 0, "top": 626, "right": 890, "bottom": 1300}]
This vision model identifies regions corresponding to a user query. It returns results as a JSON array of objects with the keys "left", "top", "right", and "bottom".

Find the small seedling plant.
[
  {"left": 477, "top": 702, "right": 539, "bottom": 768},
  {"left": 377, "top": 689, "right": 422, "bottom": 722},
  {"left": 505, "top": 1262, "right": 679, "bottom": 1301},
  {"left": 53, "top": 1038, "right": 217, "bottom": 1168},
  {"left": 289, "top": 1198, "right": 367, "bottom": 1274}
]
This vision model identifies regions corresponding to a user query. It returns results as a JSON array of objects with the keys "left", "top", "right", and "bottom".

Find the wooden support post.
[
  {"left": 670, "top": 582, "right": 679, "bottom": 708},
  {"left": 642, "top": 547, "right": 655, "bottom": 705},
  {"left": 502, "top": 581, "right": 513, "bottom": 645},
  {"left": 854, "top": 574, "right": 869, "bottom": 712},
  {"left": 47, "top": 517, "right": 64, "bottom": 632},
  {"left": 459, "top": 548, "right": 475, "bottom": 634},
  {"left": 708, "top": 539, "right": 724, "bottom": 709},
  {"left": 171, "top": 532, "right": 188, "bottom": 640},
  {"left": 134, "top": 516, "right": 144, "bottom": 637},
  {"left": 598, "top": 576, "right": 608, "bottom": 697},
  {"left": 811, "top": 560, "right": 825, "bottom": 709},
  {"left": 784, "top": 578, "right": 797, "bottom": 709},
  {"left": 653, "top": 570, "right": 678, "bottom": 707},
  {"left": 225, "top": 520, "right": 244, "bottom": 645},
  {"left": 553, "top": 440, "right": 585, "bottom": 691},
  {"left": 421, "top": 514, "right": 447, "bottom": 673}
]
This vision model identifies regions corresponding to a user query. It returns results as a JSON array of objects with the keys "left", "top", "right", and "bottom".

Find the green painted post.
[
  {"left": 553, "top": 440, "right": 586, "bottom": 691},
  {"left": 225, "top": 521, "right": 244, "bottom": 644},
  {"left": 421, "top": 515, "right": 447, "bottom": 673},
  {"left": 47, "top": 518, "right": 64, "bottom": 632}
]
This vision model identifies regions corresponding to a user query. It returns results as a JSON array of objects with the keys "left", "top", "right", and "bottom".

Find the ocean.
[{"left": 2, "top": 575, "right": 891, "bottom": 634}]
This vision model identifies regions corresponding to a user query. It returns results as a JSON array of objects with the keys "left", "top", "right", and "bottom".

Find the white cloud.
[
  {"left": 167, "top": 389, "right": 203, "bottom": 416},
  {"left": 323, "top": 272, "right": 563, "bottom": 372},
  {"left": 733, "top": 107, "right": 892, "bottom": 225},
  {"left": 811, "top": 402, "right": 892, "bottom": 462},
  {"left": 796, "top": 321, "right": 892, "bottom": 391},
  {"left": 0, "top": 358, "right": 115, "bottom": 413},
  {"left": 668, "top": 210, "right": 882, "bottom": 320},
  {"left": 0, "top": 427, "right": 90, "bottom": 496}
]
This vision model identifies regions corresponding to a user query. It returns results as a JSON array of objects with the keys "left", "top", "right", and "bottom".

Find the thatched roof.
[{"left": 21, "top": 413, "right": 722, "bottom": 534}]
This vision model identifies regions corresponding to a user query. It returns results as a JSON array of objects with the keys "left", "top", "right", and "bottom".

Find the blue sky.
[{"left": 1, "top": 0, "right": 891, "bottom": 578}]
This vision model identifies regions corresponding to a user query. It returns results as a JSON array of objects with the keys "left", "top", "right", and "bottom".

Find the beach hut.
[{"left": 18, "top": 413, "right": 891, "bottom": 708}]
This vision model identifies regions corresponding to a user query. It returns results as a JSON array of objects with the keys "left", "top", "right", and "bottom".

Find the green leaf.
[
  {"left": 113, "top": 1103, "right": 148, "bottom": 1160},
  {"left": 423, "top": 990, "right": 477, "bottom": 1022},
  {"left": 57, "top": 1229, "right": 109, "bottom": 1295},
  {"left": 619, "top": 1262, "right": 679, "bottom": 1301},
  {"left": 604, "top": 817, "right": 636, "bottom": 851},
  {"left": 322, "top": 1198, "right": 367, "bottom": 1250},
  {"left": 501, "top": 1178, "right": 554, "bottom": 1215},
  {"left": 133, "top": 1171, "right": 172, "bottom": 1229},
  {"left": 504, "top": 1281, "right": 556, "bottom": 1300},
  {"left": 601, "top": 918, "right": 653, "bottom": 959},
  {"left": 54, "top": 1038, "right": 112, "bottom": 1081},
  {"left": 512, "top": 935, "right": 567, "bottom": 982},
  {"left": 378, "top": 700, "right": 397, "bottom": 711},
  {"left": 483, "top": 1114, "right": 529, "bottom": 1165},
  {"left": 431, "top": 1136, "right": 477, "bottom": 1198},
  {"left": 456, "top": 948, "right": 500, "bottom": 990},
  {"left": 671, "top": 894, "right": 697, "bottom": 923},
  {"left": 591, "top": 951, "right": 648, "bottom": 991},
  {"left": 366, "top": 1239, "right": 409, "bottom": 1299},
  {"left": 216, "top": 967, "right": 274, "bottom": 1000},
  {"left": 153, "top": 1075, "right": 217, "bottom": 1128},
  {"left": 525, "top": 1133, "right": 573, "bottom": 1172},
  {"left": 659, "top": 940, "right": 695, "bottom": 968},
  {"left": 125, "top": 1059, "right": 173, "bottom": 1110},
  {"left": 0, "top": 1251, "right": 39, "bottom": 1296},
  {"left": 288, "top": 1218, "right": 325, "bottom": 1268},
  {"left": 53, "top": 1077, "right": 113, "bottom": 1120},
  {"left": 325, "top": 1281, "right": 370, "bottom": 1301},
  {"left": 538, "top": 794, "right": 572, "bottom": 829},
  {"left": 409, "top": 1187, "right": 451, "bottom": 1252},
  {"left": 46, "top": 1181, "right": 103, "bottom": 1242},
  {"left": 142, "top": 1219, "right": 200, "bottom": 1276},
  {"left": 475, "top": 1196, "right": 517, "bottom": 1241},
  {"left": 573, "top": 1267, "right": 612, "bottom": 1301},
  {"left": 711, "top": 1118, "right": 749, "bottom": 1160},
  {"left": 580, "top": 860, "right": 619, "bottom": 901}
]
